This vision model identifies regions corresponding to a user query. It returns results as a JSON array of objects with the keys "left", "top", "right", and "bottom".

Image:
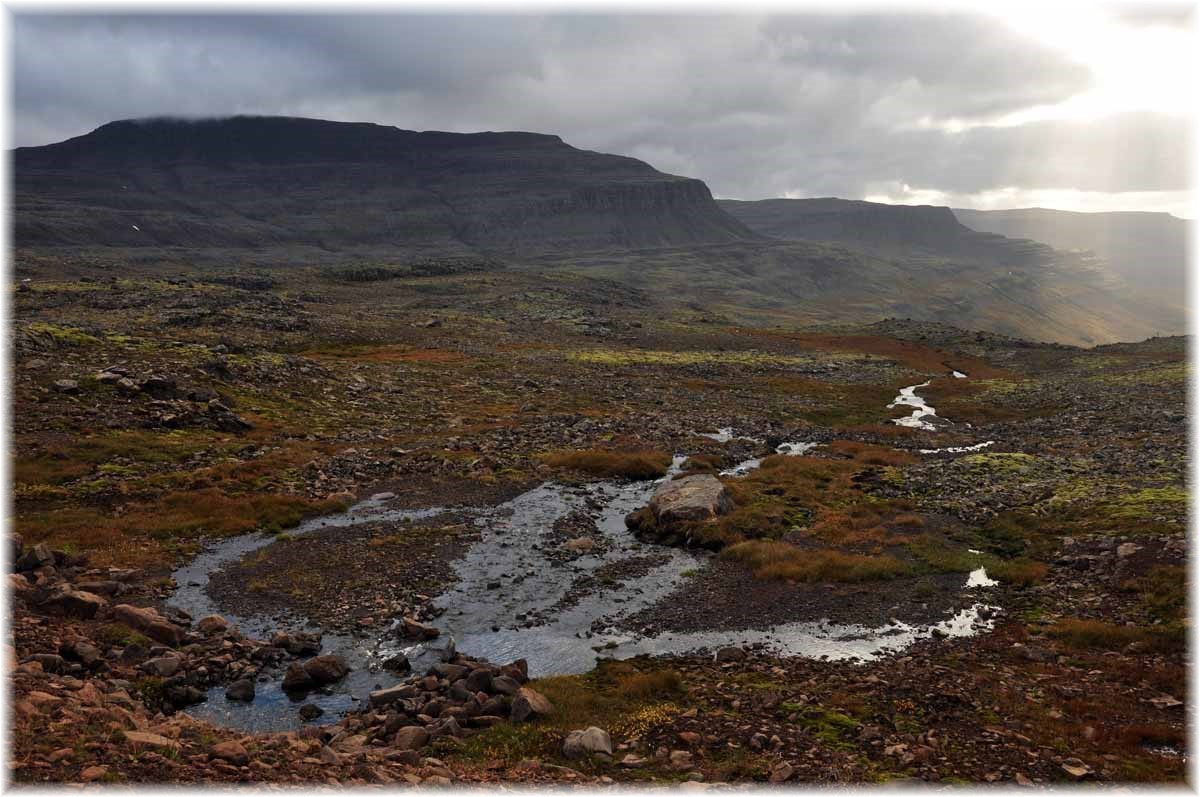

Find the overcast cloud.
[{"left": 10, "top": 12, "right": 1194, "bottom": 215}]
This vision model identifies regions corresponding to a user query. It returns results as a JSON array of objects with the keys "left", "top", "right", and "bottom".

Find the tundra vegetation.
[{"left": 9, "top": 252, "right": 1186, "bottom": 785}]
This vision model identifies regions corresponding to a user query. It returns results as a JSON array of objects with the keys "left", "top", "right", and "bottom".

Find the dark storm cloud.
[{"left": 10, "top": 13, "right": 1188, "bottom": 200}]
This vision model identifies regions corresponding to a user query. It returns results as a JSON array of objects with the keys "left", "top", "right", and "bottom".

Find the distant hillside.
[
  {"left": 952, "top": 207, "right": 1189, "bottom": 304},
  {"left": 14, "top": 116, "right": 754, "bottom": 254},
  {"left": 717, "top": 197, "right": 1055, "bottom": 266},
  {"left": 710, "top": 197, "right": 1185, "bottom": 344},
  {"left": 12, "top": 118, "right": 1185, "bottom": 346}
]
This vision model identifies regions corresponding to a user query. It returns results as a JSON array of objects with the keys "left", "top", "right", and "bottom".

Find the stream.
[{"left": 171, "top": 383, "right": 1001, "bottom": 731}]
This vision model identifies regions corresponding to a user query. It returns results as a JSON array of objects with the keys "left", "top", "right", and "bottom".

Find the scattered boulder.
[
  {"left": 197, "top": 615, "right": 230, "bottom": 635},
  {"left": 123, "top": 731, "right": 180, "bottom": 752},
  {"left": 211, "top": 740, "right": 249, "bottom": 766},
  {"left": 669, "top": 750, "right": 695, "bottom": 771},
  {"left": 563, "top": 727, "right": 613, "bottom": 759},
  {"left": 648, "top": 474, "right": 734, "bottom": 525},
  {"left": 401, "top": 617, "right": 440, "bottom": 640},
  {"left": 270, "top": 631, "right": 321, "bottom": 655},
  {"left": 52, "top": 379, "right": 80, "bottom": 394},
  {"left": 627, "top": 474, "right": 734, "bottom": 545},
  {"left": 283, "top": 655, "right": 349, "bottom": 691},
  {"left": 369, "top": 683, "right": 419, "bottom": 709},
  {"left": 112, "top": 604, "right": 184, "bottom": 646},
  {"left": 141, "top": 655, "right": 184, "bottom": 678},
  {"left": 39, "top": 586, "right": 107, "bottom": 619},
  {"left": 304, "top": 655, "right": 349, "bottom": 684},
  {"left": 225, "top": 679, "right": 255, "bottom": 702},
  {"left": 510, "top": 687, "right": 554, "bottom": 723},
  {"left": 393, "top": 726, "right": 430, "bottom": 751},
  {"left": 16, "top": 543, "right": 54, "bottom": 572},
  {"left": 299, "top": 703, "right": 324, "bottom": 721},
  {"left": 79, "top": 766, "right": 109, "bottom": 783},
  {"left": 382, "top": 654, "right": 411, "bottom": 673},
  {"left": 714, "top": 646, "right": 747, "bottom": 663}
]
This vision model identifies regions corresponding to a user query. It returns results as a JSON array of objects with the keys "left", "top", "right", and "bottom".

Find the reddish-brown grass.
[{"left": 544, "top": 449, "right": 671, "bottom": 480}]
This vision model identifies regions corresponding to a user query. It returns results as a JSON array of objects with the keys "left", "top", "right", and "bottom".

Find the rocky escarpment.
[{"left": 14, "top": 116, "right": 754, "bottom": 255}]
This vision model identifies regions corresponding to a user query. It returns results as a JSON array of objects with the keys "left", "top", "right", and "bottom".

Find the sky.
[{"left": 9, "top": 7, "right": 1196, "bottom": 217}]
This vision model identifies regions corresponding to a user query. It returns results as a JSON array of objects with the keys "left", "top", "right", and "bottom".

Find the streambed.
[{"left": 171, "top": 413, "right": 1000, "bottom": 731}]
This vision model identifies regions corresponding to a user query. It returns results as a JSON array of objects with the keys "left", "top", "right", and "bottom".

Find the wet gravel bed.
[{"left": 617, "top": 558, "right": 978, "bottom": 634}]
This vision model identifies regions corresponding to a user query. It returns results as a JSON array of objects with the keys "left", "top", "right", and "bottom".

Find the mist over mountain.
[
  {"left": 951, "top": 207, "right": 1189, "bottom": 305},
  {"left": 716, "top": 198, "right": 1056, "bottom": 266}
]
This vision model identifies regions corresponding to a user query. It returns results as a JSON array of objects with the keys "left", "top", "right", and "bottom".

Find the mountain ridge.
[{"left": 15, "top": 115, "right": 756, "bottom": 254}]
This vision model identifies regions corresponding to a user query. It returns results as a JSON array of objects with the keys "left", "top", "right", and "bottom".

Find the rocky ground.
[{"left": 8, "top": 254, "right": 1189, "bottom": 785}]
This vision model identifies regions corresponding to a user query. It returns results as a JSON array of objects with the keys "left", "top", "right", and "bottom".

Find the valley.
[{"left": 9, "top": 254, "right": 1188, "bottom": 785}]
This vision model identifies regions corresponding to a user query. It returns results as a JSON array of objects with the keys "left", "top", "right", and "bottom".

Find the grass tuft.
[
  {"left": 545, "top": 449, "right": 671, "bottom": 480},
  {"left": 721, "top": 540, "right": 910, "bottom": 582}
]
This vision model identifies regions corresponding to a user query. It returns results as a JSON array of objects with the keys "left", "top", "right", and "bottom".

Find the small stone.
[
  {"left": 669, "top": 750, "right": 695, "bottom": 771},
  {"left": 382, "top": 654, "right": 411, "bottom": 673},
  {"left": 123, "top": 731, "right": 180, "bottom": 751},
  {"left": 1061, "top": 759, "right": 1092, "bottom": 780},
  {"left": 211, "top": 740, "right": 249, "bottom": 766},
  {"left": 299, "top": 703, "right": 324, "bottom": 721},
  {"left": 714, "top": 646, "right": 746, "bottom": 663},
  {"left": 79, "top": 766, "right": 108, "bottom": 782},
  {"left": 142, "top": 655, "right": 184, "bottom": 677},
  {"left": 197, "top": 615, "right": 230, "bottom": 635}
]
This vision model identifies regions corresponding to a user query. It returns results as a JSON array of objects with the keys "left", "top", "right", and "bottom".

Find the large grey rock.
[{"left": 649, "top": 474, "right": 734, "bottom": 525}]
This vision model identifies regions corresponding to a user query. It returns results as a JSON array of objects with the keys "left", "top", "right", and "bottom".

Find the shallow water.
[
  {"left": 965, "top": 568, "right": 999, "bottom": 588},
  {"left": 698, "top": 427, "right": 759, "bottom": 443},
  {"left": 888, "top": 380, "right": 939, "bottom": 430},
  {"left": 919, "top": 441, "right": 995, "bottom": 455},
  {"left": 720, "top": 441, "right": 818, "bottom": 476},
  {"left": 171, "top": 432, "right": 999, "bottom": 730},
  {"left": 171, "top": 495, "right": 448, "bottom": 732}
]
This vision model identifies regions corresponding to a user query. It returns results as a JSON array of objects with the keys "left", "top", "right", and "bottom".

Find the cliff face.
[
  {"left": 14, "top": 116, "right": 755, "bottom": 254},
  {"left": 718, "top": 198, "right": 966, "bottom": 248}
]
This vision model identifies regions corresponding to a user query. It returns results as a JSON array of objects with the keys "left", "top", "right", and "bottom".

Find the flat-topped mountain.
[{"left": 14, "top": 116, "right": 754, "bottom": 254}]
